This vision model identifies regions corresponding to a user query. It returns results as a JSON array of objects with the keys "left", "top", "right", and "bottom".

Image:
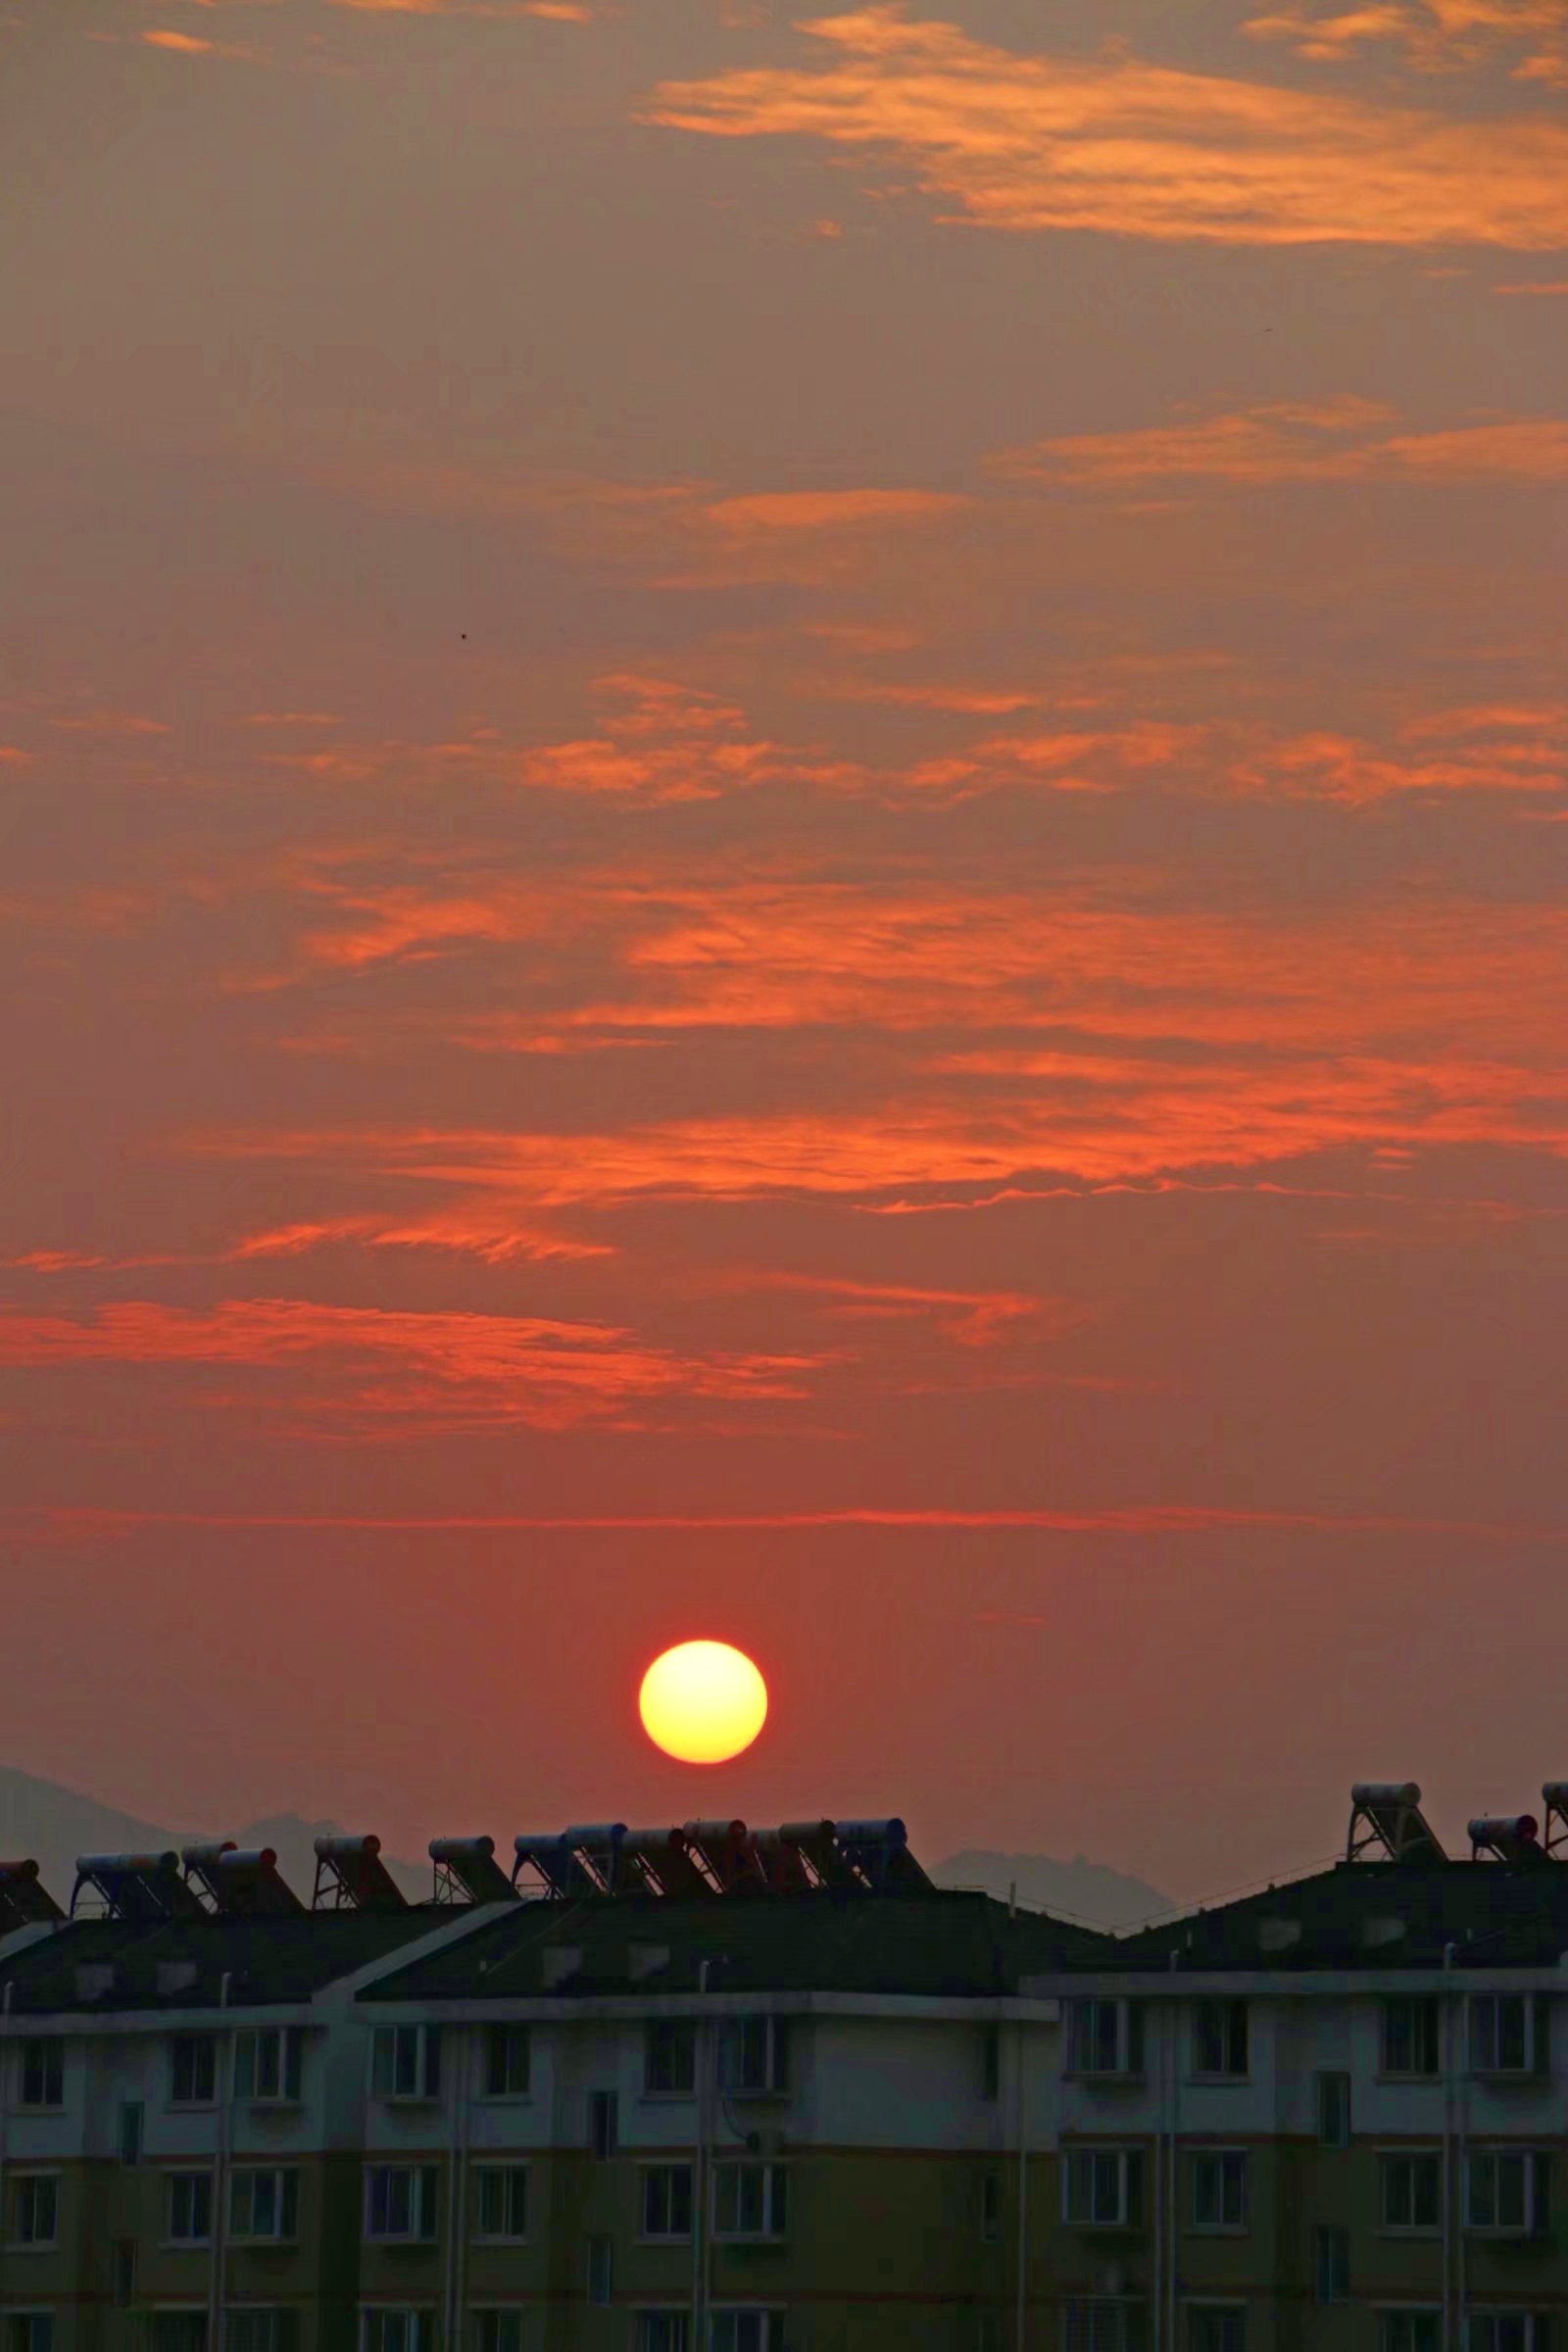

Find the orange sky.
[{"left": 1, "top": 0, "right": 1564, "bottom": 1897}]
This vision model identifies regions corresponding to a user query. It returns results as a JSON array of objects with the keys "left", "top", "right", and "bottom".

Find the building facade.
[{"left": 1, "top": 1797, "right": 1565, "bottom": 2352}]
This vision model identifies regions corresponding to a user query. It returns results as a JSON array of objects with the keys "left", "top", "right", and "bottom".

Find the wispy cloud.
[
  {"left": 646, "top": 6, "right": 1568, "bottom": 248},
  {"left": 1244, "top": 0, "right": 1568, "bottom": 85},
  {"left": 998, "top": 398, "right": 1568, "bottom": 487}
]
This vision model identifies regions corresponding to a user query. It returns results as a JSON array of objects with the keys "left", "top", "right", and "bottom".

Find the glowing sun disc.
[{"left": 639, "top": 1640, "right": 768, "bottom": 1764}]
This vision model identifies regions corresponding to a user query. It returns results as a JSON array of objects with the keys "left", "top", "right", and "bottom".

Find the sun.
[{"left": 639, "top": 1640, "right": 768, "bottom": 1764}]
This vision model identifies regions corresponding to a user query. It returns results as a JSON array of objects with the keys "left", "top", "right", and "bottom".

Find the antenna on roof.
[
  {"left": 312, "top": 1835, "right": 407, "bottom": 1913},
  {"left": 0, "top": 1860, "right": 64, "bottom": 1930},
  {"left": 1347, "top": 1784, "right": 1446, "bottom": 1865},
  {"left": 72, "top": 1852, "right": 206, "bottom": 1923},
  {"left": 182, "top": 1843, "right": 305, "bottom": 1917},
  {"left": 428, "top": 1837, "right": 518, "bottom": 1906},
  {"left": 1542, "top": 1786, "right": 1568, "bottom": 1859},
  {"left": 1468, "top": 1815, "right": 1544, "bottom": 1865}
]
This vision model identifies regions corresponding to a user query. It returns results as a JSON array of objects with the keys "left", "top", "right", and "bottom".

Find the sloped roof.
[
  {"left": 1095, "top": 1858, "right": 1568, "bottom": 1973},
  {"left": 361, "top": 1886, "right": 1111, "bottom": 2003},
  {"left": 0, "top": 1909, "right": 444, "bottom": 2014}
]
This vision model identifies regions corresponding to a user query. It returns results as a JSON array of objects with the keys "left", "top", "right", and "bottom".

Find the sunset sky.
[{"left": 2, "top": 0, "right": 1565, "bottom": 1903}]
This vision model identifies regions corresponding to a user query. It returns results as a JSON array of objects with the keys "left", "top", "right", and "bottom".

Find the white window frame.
[
  {"left": 364, "top": 2165, "right": 439, "bottom": 2244},
  {"left": 1379, "top": 2311, "right": 1443, "bottom": 2352},
  {"left": 166, "top": 2170, "right": 216, "bottom": 2246},
  {"left": 372, "top": 2023, "right": 441, "bottom": 2104},
  {"left": 1468, "top": 2317, "right": 1549, "bottom": 2352},
  {"left": 227, "top": 2313, "right": 295, "bottom": 2352},
  {"left": 1468, "top": 1994, "right": 1537, "bottom": 2078},
  {"left": 17, "top": 2040, "right": 64, "bottom": 2111},
  {"left": 1464, "top": 2149, "right": 1546, "bottom": 2236},
  {"left": 640, "top": 2163, "right": 695, "bottom": 2242},
  {"left": 1191, "top": 2149, "right": 1248, "bottom": 2232},
  {"left": 644, "top": 2020, "right": 697, "bottom": 2098},
  {"left": 6, "top": 2316, "right": 55, "bottom": 2352},
  {"left": 716, "top": 2017, "right": 788, "bottom": 2097},
  {"left": 479, "top": 2023, "right": 530, "bottom": 2101},
  {"left": 471, "top": 2317, "right": 523, "bottom": 2352},
  {"left": 1381, "top": 1996, "right": 1441, "bottom": 2079},
  {"left": 1062, "top": 2299, "right": 1146, "bottom": 2352},
  {"left": 1187, "top": 2306, "right": 1247, "bottom": 2352},
  {"left": 1190, "top": 2000, "right": 1249, "bottom": 2082},
  {"left": 473, "top": 2164, "right": 529, "bottom": 2243},
  {"left": 228, "top": 2168, "right": 299, "bottom": 2244},
  {"left": 358, "top": 2312, "right": 434, "bottom": 2352},
  {"left": 710, "top": 2316, "right": 783, "bottom": 2352},
  {"left": 1064, "top": 2148, "right": 1144, "bottom": 2229},
  {"left": 234, "top": 2027, "right": 302, "bottom": 2107},
  {"left": 1378, "top": 2151, "right": 1442, "bottom": 2233},
  {"left": 7, "top": 2173, "right": 60, "bottom": 2250},
  {"left": 633, "top": 2318, "right": 690, "bottom": 2352},
  {"left": 710, "top": 2162, "right": 788, "bottom": 2242},
  {"left": 1065, "top": 1999, "right": 1143, "bottom": 2079},
  {"left": 170, "top": 2034, "right": 219, "bottom": 2109}
]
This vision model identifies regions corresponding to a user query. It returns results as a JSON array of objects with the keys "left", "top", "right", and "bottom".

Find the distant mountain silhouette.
[
  {"left": 0, "top": 1764, "right": 428, "bottom": 1909},
  {"left": 933, "top": 1847, "right": 1171, "bottom": 1932}
]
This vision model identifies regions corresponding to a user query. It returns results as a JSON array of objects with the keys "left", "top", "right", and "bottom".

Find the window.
[
  {"left": 1315, "top": 2224, "right": 1349, "bottom": 2305},
  {"left": 113, "top": 2240, "right": 138, "bottom": 2308},
  {"left": 9, "top": 2177, "right": 58, "bottom": 2247},
  {"left": 642, "top": 2165, "right": 694, "bottom": 2239},
  {"left": 19, "top": 2041, "right": 63, "bottom": 2108},
  {"left": 228, "top": 2317, "right": 298, "bottom": 2352},
  {"left": 1466, "top": 2150, "right": 1548, "bottom": 2235},
  {"left": 372, "top": 2024, "right": 441, "bottom": 2101},
  {"left": 1192, "top": 2151, "right": 1248, "bottom": 2230},
  {"left": 482, "top": 2024, "right": 530, "bottom": 2098},
  {"left": 119, "top": 2100, "right": 144, "bottom": 2167},
  {"left": 712, "top": 2320, "right": 781, "bottom": 2352},
  {"left": 712, "top": 2163, "right": 788, "bottom": 2240},
  {"left": 1064, "top": 2302, "right": 1147, "bottom": 2352},
  {"left": 1064, "top": 2150, "right": 1145, "bottom": 2229},
  {"left": 1192, "top": 2001, "right": 1249, "bottom": 2079},
  {"left": 590, "top": 2088, "right": 618, "bottom": 2159},
  {"left": 1189, "top": 2313, "right": 1245, "bottom": 2352},
  {"left": 475, "top": 2166, "right": 528, "bottom": 2241},
  {"left": 645, "top": 2020, "right": 697, "bottom": 2095},
  {"left": 634, "top": 2322, "right": 689, "bottom": 2352},
  {"left": 1066, "top": 2000, "right": 1144, "bottom": 2078},
  {"left": 1469, "top": 2319, "right": 1550, "bottom": 2352},
  {"left": 473, "top": 2320, "right": 522, "bottom": 2352},
  {"left": 361, "top": 2316, "right": 431, "bottom": 2352},
  {"left": 229, "top": 2168, "right": 300, "bottom": 2242},
  {"left": 151, "top": 2322, "right": 207, "bottom": 2352},
  {"left": 1469, "top": 1994, "right": 1541, "bottom": 2076},
  {"left": 234, "top": 2027, "right": 302, "bottom": 2104},
  {"left": 717, "top": 2017, "right": 788, "bottom": 2096},
  {"left": 982, "top": 2169, "right": 1002, "bottom": 2242},
  {"left": 7, "top": 2323, "right": 53, "bottom": 2352},
  {"left": 1383, "top": 1997, "right": 1441, "bottom": 2078},
  {"left": 1381, "top": 2316, "right": 1441, "bottom": 2352},
  {"left": 1316, "top": 2071, "right": 1350, "bottom": 2149},
  {"left": 171, "top": 2034, "right": 218, "bottom": 2105},
  {"left": 365, "top": 2165, "right": 439, "bottom": 2242},
  {"left": 168, "top": 2171, "right": 215, "bottom": 2244},
  {"left": 586, "top": 2236, "right": 612, "bottom": 2308},
  {"left": 1380, "top": 2153, "right": 1441, "bottom": 2231},
  {"left": 473, "top": 2319, "right": 523, "bottom": 2352}
]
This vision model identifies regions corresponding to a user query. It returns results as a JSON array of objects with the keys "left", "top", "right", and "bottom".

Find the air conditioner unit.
[
  {"left": 745, "top": 2127, "right": 786, "bottom": 2157},
  {"left": 1096, "top": 2265, "right": 1128, "bottom": 2298}
]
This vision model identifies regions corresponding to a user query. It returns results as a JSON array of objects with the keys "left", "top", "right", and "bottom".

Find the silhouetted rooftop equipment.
[
  {"left": 181, "top": 1842, "right": 305, "bottom": 1917},
  {"left": 72, "top": 1851, "right": 206, "bottom": 1923},
  {"left": 508, "top": 1815, "right": 930, "bottom": 1900},
  {"left": 429, "top": 1837, "right": 517, "bottom": 1906},
  {"left": 1468, "top": 1815, "right": 1545, "bottom": 1865},
  {"left": 312, "top": 1834, "right": 407, "bottom": 1913},
  {"left": 1346, "top": 1784, "right": 1446, "bottom": 1866},
  {"left": 0, "top": 1860, "right": 64, "bottom": 1930},
  {"left": 1543, "top": 1785, "right": 1568, "bottom": 1859}
]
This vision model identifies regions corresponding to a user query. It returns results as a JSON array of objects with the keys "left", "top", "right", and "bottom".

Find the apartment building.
[{"left": 0, "top": 1789, "right": 1565, "bottom": 2352}]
